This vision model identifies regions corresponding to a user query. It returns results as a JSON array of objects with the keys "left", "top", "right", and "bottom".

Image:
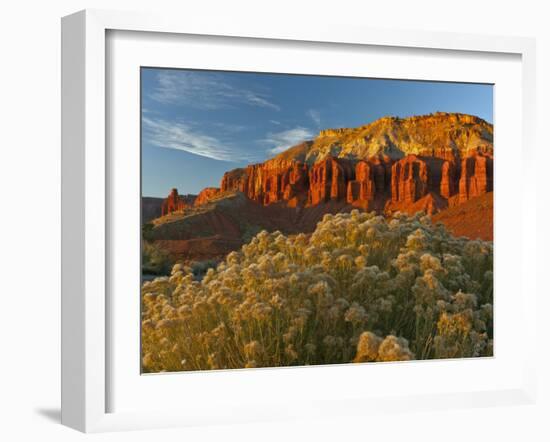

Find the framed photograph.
[{"left": 61, "top": 9, "right": 537, "bottom": 432}]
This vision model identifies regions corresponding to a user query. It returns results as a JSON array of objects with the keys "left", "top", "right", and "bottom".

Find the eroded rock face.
[
  {"left": 458, "top": 153, "right": 493, "bottom": 203},
  {"left": 440, "top": 160, "right": 456, "bottom": 199},
  {"left": 220, "top": 168, "right": 247, "bottom": 194},
  {"left": 308, "top": 158, "right": 355, "bottom": 205},
  {"left": 347, "top": 161, "right": 375, "bottom": 205},
  {"left": 194, "top": 187, "right": 221, "bottom": 206},
  {"left": 161, "top": 188, "right": 196, "bottom": 216},
  {"left": 391, "top": 155, "right": 429, "bottom": 204},
  {"left": 346, "top": 156, "right": 393, "bottom": 210},
  {"left": 195, "top": 150, "right": 492, "bottom": 215},
  {"left": 161, "top": 113, "right": 494, "bottom": 218},
  {"left": 304, "top": 112, "right": 493, "bottom": 164},
  {"left": 219, "top": 160, "right": 310, "bottom": 206}
]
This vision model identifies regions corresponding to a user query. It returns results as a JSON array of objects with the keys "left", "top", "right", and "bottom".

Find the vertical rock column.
[
  {"left": 391, "top": 155, "right": 429, "bottom": 204},
  {"left": 440, "top": 160, "right": 457, "bottom": 198},
  {"left": 309, "top": 158, "right": 354, "bottom": 205},
  {"left": 347, "top": 161, "right": 375, "bottom": 207},
  {"left": 458, "top": 153, "right": 493, "bottom": 203},
  {"left": 161, "top": 188, "right": 184, "bottom": 216}
]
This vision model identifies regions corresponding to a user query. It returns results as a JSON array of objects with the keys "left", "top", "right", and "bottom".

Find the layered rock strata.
[
  {"left": 161, "top": 113, "right": 494, "bottom": 216},
  {"left": 161, "top": 189, "right": 196, "bottom": 216}
]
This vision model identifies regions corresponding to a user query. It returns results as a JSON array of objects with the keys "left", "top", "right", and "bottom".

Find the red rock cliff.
[
  {"left": 161, "top": 188, "right": 196, "bottom": 216},
  {"left": 458, "top": 152, "right": 493, "bottom": 203},
  {"left": 203, "top": 150, "right": 491, "bottom": 215},
  {"left": 194, "top": 187, "right": 221, "bottom": 206},
  {"left": 391, "top": 155, "right": 430, "bottom": 204},
  {"left": 308, "top": 158, "right": 355, "bottom": 205},
  {"left": 162, "top": 113, "right": 494, "bottom": 217},
  {"left": 219, "top": 159, "right": 310, "bottom": 207},
  {"left": 346, "top": 156, "right": 392, "bottom": 210}
]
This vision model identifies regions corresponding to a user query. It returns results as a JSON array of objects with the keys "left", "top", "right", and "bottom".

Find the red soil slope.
[{"left": 432, "top": 192, "right": 493, "bottom": 241}]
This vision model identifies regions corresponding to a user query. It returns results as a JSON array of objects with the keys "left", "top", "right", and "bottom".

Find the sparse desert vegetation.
[
  {"left": 141, "top": 241, "right": 173, "bottom": 276},
  {"left": 141, "top": 210, "right": 493, "bottom": 372}
]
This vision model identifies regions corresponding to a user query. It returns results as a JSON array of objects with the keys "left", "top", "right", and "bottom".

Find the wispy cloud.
[
  {"left": 211, "top": 122, "right": 247, "bottom": 133},
  {"left": 269, "top": 120, "right": 281, "bottom": 125},
  {"left": 150, "top": 71, "right": 280, "bottom": 111},
  {"left": 143, "top": 117, "right": 254, "bottom": 162},
  {"left": 262, "top": 127, "right": 314, "bottom": 155},
  {"left": 307, "top": 109, "right": 321, "bottom": 127}
]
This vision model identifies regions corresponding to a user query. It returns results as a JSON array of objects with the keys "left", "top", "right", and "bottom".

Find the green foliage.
[
  {"left": 141, "top": 210, "right": 493, "bottom": 372},
  {"left": 142, "top": 222, "right": 154, "bottom": 241},
  {"left": 142, "top": 241, "right": 173, "bottom": 276},
  {"left": 241, "top": 223, "right": 263, "bottom": 244},
  {"left": 190, "top": 259, "right": 218, "bottom": 281}
]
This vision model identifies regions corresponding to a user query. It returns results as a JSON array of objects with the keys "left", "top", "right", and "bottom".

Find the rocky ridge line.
[{"left": 162, "top": 113, "right": 494, "bottom": 216}]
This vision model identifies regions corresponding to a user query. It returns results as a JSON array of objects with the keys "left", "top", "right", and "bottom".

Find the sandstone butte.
[
  {"left": 161, "top": 189, "right": 196, "bottom": 216},
  {"left": 160, "top": 113, "right": 494, "bottom": 219}
]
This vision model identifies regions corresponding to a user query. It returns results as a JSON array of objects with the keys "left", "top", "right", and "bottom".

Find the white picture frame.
[{"left": 61, "top": 9, "right": 538, "bottom": 433}]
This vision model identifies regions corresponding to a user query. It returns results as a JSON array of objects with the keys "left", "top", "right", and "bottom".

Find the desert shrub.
[
  {"left": 142, "top": 222, "right": 154, "bottom": 241},
  {"left": 142, "top": 241, "right": 173, "bottom": 276},
  {"left": 141, "top": 210, "right": 493, "bottom": 372},
  {"left": 241, "top": 224, "right": 263, "bottom": 244},
  {"left": 190, "top": 259, "right": 219, "bottom": 281}
]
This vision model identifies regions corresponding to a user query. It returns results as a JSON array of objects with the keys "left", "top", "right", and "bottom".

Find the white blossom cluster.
[{"left": 141, "top": 210, "right": 493, "bottom": 372}]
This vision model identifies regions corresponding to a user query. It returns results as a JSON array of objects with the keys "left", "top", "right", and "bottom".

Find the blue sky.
[{"left": 141, "top": 68, "right": 493, "bottom": 197}]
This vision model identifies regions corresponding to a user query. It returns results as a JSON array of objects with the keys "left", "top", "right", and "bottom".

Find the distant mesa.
[{"left": 142, "top": 196, "right": 165, "bottom": 223}]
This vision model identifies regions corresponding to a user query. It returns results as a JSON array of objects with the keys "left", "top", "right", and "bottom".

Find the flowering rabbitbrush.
[{"left": 141, "top": 210, "right": 493, "bottom": 372}]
